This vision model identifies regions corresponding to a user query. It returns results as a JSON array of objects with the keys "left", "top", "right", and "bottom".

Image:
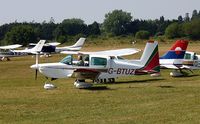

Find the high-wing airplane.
[
  {"left": 0, "top": 40, "right": 45, "bottom": 61},
  {"left": 29, "top": 38, "right": 86, "bottom": 57},
  {"left": 159, "top": 39, "right": 200, "bottom": 76},
  {"left": 30, "top": 41, "right": 160, "bottom": 89},
  {"left": 182, "top": 51, "right": 200, "bottom": 69}
]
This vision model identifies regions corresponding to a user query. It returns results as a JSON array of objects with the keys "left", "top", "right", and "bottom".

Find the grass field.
[{"left": 0, "top": 40, "right": 200, "bottom": 124}]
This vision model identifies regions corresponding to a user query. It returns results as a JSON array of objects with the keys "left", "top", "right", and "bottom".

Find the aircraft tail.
[
  {"left": 57, "top": 37, "right": 86, "bottom": 52},
  {"left": 71, "top": 37, "right": 86, "bottom": 48},
  {"left": 160, "top": 40, "right": 189, "bottom": 59},
  {"left": 139, "top": 41, "right": 160, "bottom": 73},
  {"left": 31, "top": 40, "right": 46, "bottom": 53}
]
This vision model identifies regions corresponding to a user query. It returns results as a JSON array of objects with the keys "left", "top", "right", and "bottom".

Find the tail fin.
[
  {"left": 160, "top": 40, "right": 189, "bottom": 59},
  {"left": 71, "top": 37, "right": 86, "bottom": 48},
  {"left": 31, "top": 40, "right": 46, "bottom": 52},
  {"left": 140, "top": 41, "right": 160, "bottom": 73}
]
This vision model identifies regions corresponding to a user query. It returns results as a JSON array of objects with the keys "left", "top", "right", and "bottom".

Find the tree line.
[{"left": 0, "top": 9, "right": 200, "bottom": 45}]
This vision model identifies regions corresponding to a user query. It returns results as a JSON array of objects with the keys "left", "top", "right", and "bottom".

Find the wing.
[
  {"left": 160, "top": 64, "right": 180, "bottom": 69},
  {"left": 46, "top": 42, "right": 61, "bottom": 46},
  {"left": 61, "top": 48, "right": 140, "bottom": 56},
  {"left": 0, "top": 44, "right": 22, "bottom": 49}
]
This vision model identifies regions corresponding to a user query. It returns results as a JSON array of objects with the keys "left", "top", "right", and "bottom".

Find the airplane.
[
  {"left": 28, "top": 37, "right": 86, "bottom": 57},
  {"left": 159, "top": 39, "right": 200, "bottom": 76},
  {"left": 30, "top": 41, "right": 160, "bottom": 89},
  {"left": 0, "top": 40, "right": 45, "bottom": 61},
  {"left": 183, "top": 51, "right": 200, "bottom": 69}
]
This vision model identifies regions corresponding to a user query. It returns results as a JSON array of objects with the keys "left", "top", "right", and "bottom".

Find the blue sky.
[{"left": 0, "top": 0, "right": 199, "bottom": 25}]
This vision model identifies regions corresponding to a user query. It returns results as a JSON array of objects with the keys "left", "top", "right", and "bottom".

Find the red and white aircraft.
[
  {"left": 160, "top": 40, "right": 200, "bottom": 76},
  {"left": 30, "top": 41, "right": 160, "bottom": 89}
]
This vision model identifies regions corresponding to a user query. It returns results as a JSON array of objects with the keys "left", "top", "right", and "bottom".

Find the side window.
[
  {"left": 91, "top": 57, "right": 107, "bottom": 66},
  {"left": 184, "top": 53, "right": 191, "bottom": 60}
]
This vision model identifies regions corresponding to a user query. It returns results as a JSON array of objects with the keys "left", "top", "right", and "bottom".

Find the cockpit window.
[
  {"left": 194, "top": 55, "right": 198, "bottom": 60},
  {"left": 184, "top": 53, "right": 191, "bottom": 60},
  {"left": 60, "top": 55, "right": 72, "bottom": 65},
  {"left": 91, "top": 57, "right": 107, "bottom": 66}
]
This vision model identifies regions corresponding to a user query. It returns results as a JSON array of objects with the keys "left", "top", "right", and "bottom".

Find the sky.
[{"left": 0, "top": 0, "right": 199, "bottom": 25}]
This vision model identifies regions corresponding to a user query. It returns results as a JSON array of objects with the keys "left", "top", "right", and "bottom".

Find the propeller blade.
[{"left": 35, "top": 69, "right": 38, "bottom": 80}]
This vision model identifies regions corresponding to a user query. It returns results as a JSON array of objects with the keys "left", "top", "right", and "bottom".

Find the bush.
[
  {"left": 135, "top": 30, "right": 150, "bottom": 39},
  {"left": 183, "top": 19, "right": 200, "bottom": 40},
  {"left": 165, "top": 23, "right": 184, "bottom": 39}
]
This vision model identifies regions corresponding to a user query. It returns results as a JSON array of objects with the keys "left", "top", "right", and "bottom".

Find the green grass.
[{"left": 1, "top": 41, "right": 200, "bottom": 124}]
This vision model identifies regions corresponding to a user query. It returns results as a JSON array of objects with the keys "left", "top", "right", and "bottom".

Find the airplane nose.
[{"left": 30, "top": 64, "right": 38, "bottom": 69}]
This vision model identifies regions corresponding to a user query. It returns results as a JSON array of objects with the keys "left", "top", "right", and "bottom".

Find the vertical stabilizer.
[
  {"left": 140, "top": 41, "right": 160, "bottom": 72},
  {"left": 160, "top": 40, "right": 188, "bottom": 59}
]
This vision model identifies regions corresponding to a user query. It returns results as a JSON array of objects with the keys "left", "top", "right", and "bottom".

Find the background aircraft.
[
  {"left": 159, "top": 40, "right": 200, "bottom": 76},
  {"left": 30, "top": 41, "right": 159, "bottom": 89},
  {"left": 0, "top": 40, "right": 45, "bottom": 61},
  {"left": 29, "top": 38, "right": 86, "bottom": 57}
]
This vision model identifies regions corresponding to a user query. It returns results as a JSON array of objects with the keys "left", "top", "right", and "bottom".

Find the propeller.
[
  {"left": 35, "top": 69, "right": 38, "bottom": 80},
  {"left": 35, "top": 52, "right": 39, "bottom": 80}
]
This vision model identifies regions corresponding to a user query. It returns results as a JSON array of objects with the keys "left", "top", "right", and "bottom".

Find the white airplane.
[
  {"left": 159, "top": 40, "right": 200, "bottom": 76},
  {"left": 0, "top": 40, "right": 45, "bottom": 61},
  {"left": 30, "top": 41, "right": 160, "bottom": 89},
  {"left": 29, "top": 38, "right": 86, "bottom": 57},
  {"left": 183, "top": 51, "right": 200, "bottom": 69}
]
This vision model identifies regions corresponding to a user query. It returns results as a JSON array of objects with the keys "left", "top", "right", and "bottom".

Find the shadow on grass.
[
  {"left": 84, "top": 86, "right": 111, "bottom": 91},
  {"left": 173, "top": 74, "right": 199, "bottom": 78},
  {"left": 157, "top": 85, "right": 175, "bottom": 88},
  {"left": 114, "top": 78, "right": 165, "bottom": 84}
]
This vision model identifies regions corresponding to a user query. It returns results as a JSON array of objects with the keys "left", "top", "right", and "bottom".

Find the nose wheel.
[{"left": 43, "top": 78, "right": 57, "bottom": 90}]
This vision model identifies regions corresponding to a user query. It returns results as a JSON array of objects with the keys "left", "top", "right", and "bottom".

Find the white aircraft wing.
[
  {"left": 160, "top": 64, "right": 179, "bottom": 69},
  {"left": 0, "top": 44, "right": 22, "bottom": 49},
  {"left": 61, "top": 48, "right": 140, "bottom": 56},
  {"left": 46, "top": 42, "right": 61, "bottom": 46}
]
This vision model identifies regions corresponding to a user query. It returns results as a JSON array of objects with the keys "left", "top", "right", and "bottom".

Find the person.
[{"left": 77, "top": 55, "right": 84, "bottom": 66}]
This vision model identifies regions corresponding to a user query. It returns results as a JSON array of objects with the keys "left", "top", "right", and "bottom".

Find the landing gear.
[
  {"left": 74, "top": 79, "right": 93, "bottom": 89},
  {"left": 43, "top": 78, "right": 57, "bottom": 90},
  {"left": 44, "top": 82, "right": 57, "bottom": 90},
  {"left": 170, "top": 70, "right": 184, "bottom": 77}
]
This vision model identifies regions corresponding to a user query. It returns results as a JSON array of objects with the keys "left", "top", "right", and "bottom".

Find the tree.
[
  {"left": 103, "top": 9, "right": 132, "bottom": 35},
  {"left": 178, "top": 15, "right": 183, "bottom": 23},
  {"left": 5, "top": 25, "right": 37, "bottom": 45},
  {"left": 191, "top": 10, "right": 198, "bottom": 20},
  {"left": 183, "top": 19, "right": 200, "bottom": 40},
  {"left": 184, "top": 13, "right": 190, "bottom": 22},
  {"left": 87, "top": 21, "right": 101, "bottom": 35},
  {"left": 135, "top": 30, "right": 150, "bottom": 39},
  {"left": 160, "top": 16, "right": 165, "bottom": 23},
  {"left": 165, "top": 23, "right": 184, "bottom": 39}
]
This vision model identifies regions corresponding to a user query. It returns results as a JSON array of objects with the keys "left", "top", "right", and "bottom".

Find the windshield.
[
  {"left": 184, "top": 53, "right": 191, "bottom": 60},
  {"left": 60, "top": 55, "right": 72, "bottom": 65}
]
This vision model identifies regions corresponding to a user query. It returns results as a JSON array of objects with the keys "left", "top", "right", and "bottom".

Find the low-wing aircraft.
[
  {"left": 159, "top": 39, "right": 200, "bottom": 76},
  {"left": 30, "top": 41, "right": 160, "bottom": 89},
  {"left": 0, "top": 40, "right": 45, "bottom": 61},
  {"left": 29, "top": 38, "right": 86, "bottom": 57}
]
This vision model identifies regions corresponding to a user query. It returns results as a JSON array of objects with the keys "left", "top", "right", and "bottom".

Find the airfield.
[{"left": 1, "top": 39, "right": 200, "bottom": 123}]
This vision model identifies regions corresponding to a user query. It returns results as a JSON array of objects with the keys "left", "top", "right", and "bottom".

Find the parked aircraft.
[
  {"left": 29, "top": 38, "right": 86, "bottom": 57},
  {"left": 30, "top": 41, "right": 160, "bottom": 89},
  {"left": 160, "top": 40, "right": 200, "bottom": 76},
  {"left": 0, "top": 40, "right": 45, "bottom": 61},
  {"left": 183, "top": 51, "right": 200, "bottom": 69}
]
